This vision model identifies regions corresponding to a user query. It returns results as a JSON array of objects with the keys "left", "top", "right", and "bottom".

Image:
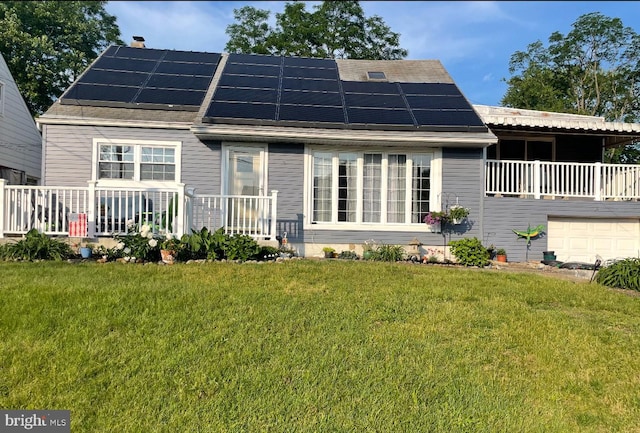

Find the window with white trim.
[
  {"left": 308, "top": 148, "right": 439, "bottom": 227},
  {"left": 93, "top": 139, "right": 181, "bottom": 183}
]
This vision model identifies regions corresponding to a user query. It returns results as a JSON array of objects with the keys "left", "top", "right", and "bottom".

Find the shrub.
[
  {"left": 225, "top": 234, "right": 260, "bottom": 262},
  {"left": 595, "top": 258, "right": 640, "bottom": 291},
  {"left": 338, "top": 250, "right": 358, "bottom": 260},
  {"left": 113, "top": 224, "right": 161, "bottom": 262},
  {"left": 449, "top": 237, "right": 490, "bottom": 267},
  {"left": 0, "top": 229, "right": 74, "bottom": 261},
  {"left": 180, "top": 227, "right": 228, "bottom": 260},
  {"left": 371, "top": 244, "right": 405, "bottom": 262},
  {"left": 257, "top": 245, "right": 280, "bottom": 261}
]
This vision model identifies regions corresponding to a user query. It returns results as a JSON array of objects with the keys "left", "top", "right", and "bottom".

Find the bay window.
[{"left": 308, "top": 148, "right": 441, "bottom": 228}]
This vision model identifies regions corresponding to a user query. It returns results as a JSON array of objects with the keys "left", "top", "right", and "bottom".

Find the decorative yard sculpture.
[{"left": 513, "top": 224, "right": 545, "bottom": 261}]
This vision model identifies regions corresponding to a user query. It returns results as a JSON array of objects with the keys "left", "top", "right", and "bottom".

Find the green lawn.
[{"left": 1, "top": 260, "right": 639, "bottom": 432}]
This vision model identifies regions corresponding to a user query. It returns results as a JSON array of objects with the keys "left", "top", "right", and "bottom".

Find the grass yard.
[{"left": 1, "top": 260, "right": 639, "bottom": 432}]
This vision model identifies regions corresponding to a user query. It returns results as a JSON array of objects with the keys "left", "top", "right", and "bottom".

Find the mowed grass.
[{"left": 1, "top": 261, "right": 640, "bottom": 432}]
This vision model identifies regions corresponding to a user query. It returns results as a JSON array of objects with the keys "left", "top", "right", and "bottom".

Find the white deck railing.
[
  {"left": 0, "top": 179, "right": 278, "bottom": 239},
  {"left": 485, "top": 160, "right": 640, "bottom": 200}
]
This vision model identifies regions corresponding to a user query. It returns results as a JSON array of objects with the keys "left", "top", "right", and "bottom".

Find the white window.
[
  {"left": 305, "top": 147, "right": 442, "bottom": 230},
  {"left": 92, "top": 139, "right": 181, "bottom": 184}
]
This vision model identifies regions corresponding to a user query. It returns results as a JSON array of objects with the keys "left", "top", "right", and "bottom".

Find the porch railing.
[
  {"left": 0, "top": 179, "right": 278, "bottom": 240},
  {"left": 485, "top": 160, "right": 640, "bottom": 200}
]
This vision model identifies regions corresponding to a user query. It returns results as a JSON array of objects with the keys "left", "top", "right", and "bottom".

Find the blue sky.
[{"left": 104, "top": 1, "right": 640, "bottom": 107}]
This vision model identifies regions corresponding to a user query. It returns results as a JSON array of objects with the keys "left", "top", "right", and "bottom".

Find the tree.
[
  {"left": 225, "top": 1, "right": 407, "bottom": 60},
  {"left": 501, "top": 12, "right": 640, "bottom": 163},
  {"left": 0, "top": 1, "right": 123, "bottom": 116}
]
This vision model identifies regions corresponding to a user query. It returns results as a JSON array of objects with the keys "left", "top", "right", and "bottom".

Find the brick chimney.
[{"left": 130, "top": 36, "right": 145, "bottom": 48}]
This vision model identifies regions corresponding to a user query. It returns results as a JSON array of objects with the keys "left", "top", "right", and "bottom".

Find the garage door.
[{"left": 548, "top": 217, "right": 640, "bottom": 263}]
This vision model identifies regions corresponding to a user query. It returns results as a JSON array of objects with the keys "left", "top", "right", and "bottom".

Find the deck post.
[
  {"left": 270, "top": 190, "right": 278, "bottom": 239},
  {"left": 0, "top": 179, "right": 5, "bottom": 238},
  {"left": 594, "top": 162, "right": 602, "bottom": 201},
  {"left": 175, "top": 183, "right": 186, "bottom": 237},
  {"left": 86, "top": 181, "right": 97, "bottom": 238},
  {"left": 533, "top": 160, "right": 541, "bottom": 199}
]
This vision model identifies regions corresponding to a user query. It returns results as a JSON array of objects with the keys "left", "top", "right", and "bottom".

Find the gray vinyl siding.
[
  {"left": 268, "top": 143, "right": 305, "bottom": 242},
  {"left": 293, "top": 146, "right": 487, "bottom": 249},
  {"left": 483, "top": 197, "right": 640, "bottom": 262},
  {"left": 0, "top": 53, "right": 41, "bottom": 181},
  {"left": 42, "top": 124, "right": 219, "bottom": 190}
]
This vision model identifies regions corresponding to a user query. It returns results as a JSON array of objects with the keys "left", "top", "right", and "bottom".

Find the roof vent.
[
  {"left": 367, "top": 71, "right": 387, "bottom": 80},
  {"left": 131, "top": 36, "right": 145, "bottom": 48}
]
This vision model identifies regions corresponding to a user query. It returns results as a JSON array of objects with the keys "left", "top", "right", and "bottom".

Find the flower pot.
[
  {"left": 363, "top": 250, "right": 374, "bottom": 260},
  {"left": 543, "top": 251, "right": 556, "bottom": 261},
  {"left": 496, "top": 254, "right": 507, "bottom": 263},
  {"left": 453, "top": 218, "right": 463, "bottom": 225},
  {"left": 428, "top": 222, "right": 441, "bottom": 233},
  {"left": 80, "top": 247, "right": 92, "bottom": 259},
  {"left": 324, "top": 251, "right": 334, "bottom": 259},
  {"left": 160, "top": 249, "right": 176, "bottom": 264}
]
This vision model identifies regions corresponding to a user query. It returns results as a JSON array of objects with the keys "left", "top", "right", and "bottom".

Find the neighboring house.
[
  {"left": 0, "top": 52, "right": 41, "bottom": 184},
  {"left": 12, "top": 42, "right": 640, "bottom": 263}
]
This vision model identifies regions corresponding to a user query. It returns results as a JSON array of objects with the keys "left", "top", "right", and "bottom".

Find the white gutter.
[
  {"left": 35, "top": 116, "right": 192, "bottom": 130},
  {"left": 191, "top": 124, "right": 498, "bottom": 147}
]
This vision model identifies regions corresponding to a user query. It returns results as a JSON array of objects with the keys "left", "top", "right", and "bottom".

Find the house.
[
  {"left": 0, "top": 52, "right": 42, "bottom": 185},
  {"left": 4, "top": 41, "right": 640, "bottom": 263}
]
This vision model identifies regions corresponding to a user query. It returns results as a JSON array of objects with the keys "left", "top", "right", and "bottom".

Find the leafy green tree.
[
  {"left": 502, "top": 13, "right": 640, "bottom": 163},
  {"left": 0, "top": 1, "right": 122, "bottom": 116},
  {"left": 225, "top": 1, "right": 407, "bottom": 60}
]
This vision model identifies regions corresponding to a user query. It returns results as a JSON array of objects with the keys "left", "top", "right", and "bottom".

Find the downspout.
[{"left": 40, "top": 123, "right": 46, "bottom": 186}]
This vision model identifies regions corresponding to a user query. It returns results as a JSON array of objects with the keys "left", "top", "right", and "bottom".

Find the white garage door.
[{"left": 548, "top": 217, "right": 640, "bottom": 263}]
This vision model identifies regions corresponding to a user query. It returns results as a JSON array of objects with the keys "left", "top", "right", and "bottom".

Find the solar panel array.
[
  {"left": 60, "top": 45, "right": 221, "bottom": 110},
  {"left": 205, "top": 53, "right": 485, "bottom": 130}
]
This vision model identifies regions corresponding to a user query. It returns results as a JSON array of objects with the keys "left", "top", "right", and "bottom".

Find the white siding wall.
[{"left": 0, "top": 53, "right": 42, "bottom": 181}]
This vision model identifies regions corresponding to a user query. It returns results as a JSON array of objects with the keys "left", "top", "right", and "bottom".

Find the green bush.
[
  {"left": 595, "top": 258, "right": 640, "bottom": 291},
  {"left": 225, "top": 234, "right": 260, "bottom": 262},
  {"left": 338, "top": 250, "right": 359, "bottom": 260},
  {"left": 258, "top": 245, "right": 280, "bottom": 261},
  {"left": 449, "top": 237, "right": 490, "bottom": 267},
  {"left": 371, "top": 244, "right": 405, "bottom": 262},
  {"left": 0, "top": 229, "right": 74, "bottom": 261},
  {"left": 180, "top": 227, "right": 228, "bottom": 260}
]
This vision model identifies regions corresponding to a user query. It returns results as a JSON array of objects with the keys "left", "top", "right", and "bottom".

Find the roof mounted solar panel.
[
  {"left": 346, "top": 107, "right": 414, "bottom": 125},
  {"left": 283, "top": 66, "right": 338, "bottom": 80},
  {"left": 163, "top": 51, "right": 220, "bottom": 64},
  {"left": 146, "top": 74, "right": 212, "bottom": 90},
  {"left": 218, "top": 74, "right": 280, "bottom": 89},
  {"left": 344, "top": 93, "right": 406, "bottom": 109},
  {"left": 155, "top": 61, "right": 217, "bottom": 76},
  {"left": 213, "top": 88, "right": 278, "bottom": 104},
  {"left": 78, "top": 70, "right": 149, "bottom": 87},
  {"left": 109, "top": 45, "right": 165, "bottom": 60},
  {"left": 224, "top": 63, "right": 280, "bottom": 77},
  {"left": 280, "top": 90, "right": 342, "bottom": 106},
  {"left": 228, "top": 53, "right": 282, "bottom": 65},
  {"left": 282, "top": 78, "right": 340, "bottom": 92},
  {"left": 206, "top": 101, "right": 277, "bottom": 120},
  {"left": 93, "top": 56, "right": 157, "bottom": 73},
  {"left": 283, "top": 57, "right": 336, "bottom": 68},
  {"left": 400, "top": 82, "right": 461, "bottom": 96},
  {"left": 411, "top": 109, "right": 484, "bottom": 126},
  {"left": 135, "top": 88, "right": 206, "bottom": 106},
  {"left": 405, "top": 95, "right": 470, "bottom": 110},
  {"left": 279, "top": 105, "right": 345, "bottom": 123},
  {"left": 62, "top": 83, "right": 139, "bottom": 103},
  {"left": 341, "top": 81, "right": 399, "bottom": 94}
]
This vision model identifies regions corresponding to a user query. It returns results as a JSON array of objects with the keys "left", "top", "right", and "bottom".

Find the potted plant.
[
  {"left": 496, "top": 248, "right": 507, "bottom": 262},
  {"left": 322, "top": 246, "right": 335, "bottom": 258},
  {"left": 160, "top": 236, "right": 181, "bottom": 264},
  {"left": 448, "top": 205, "right": 470, "bottom": 224},
  {"left": 423, "top": 211, "right": 446, "bottom": 232},
  {"left": 80, "top": 243, "right": 94, "bottom": 259}
]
